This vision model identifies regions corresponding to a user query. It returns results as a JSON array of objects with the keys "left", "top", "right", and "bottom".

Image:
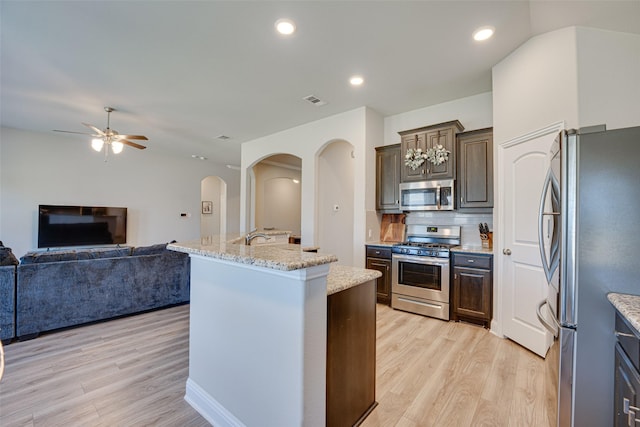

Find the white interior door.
[{"left": 499, "top": 125, "right": 560, "bottom": 358}]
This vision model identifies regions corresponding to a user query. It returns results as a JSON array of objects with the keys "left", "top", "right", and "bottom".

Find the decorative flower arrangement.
[
  {"left": 404, "top": 145, "right": 450, "bottom": 170},
  {"left": 404, "top": 148, "right": 427, "bottom": 170},
  {"left": 425, "top": 144, "right": 450, "bottom": 166}
]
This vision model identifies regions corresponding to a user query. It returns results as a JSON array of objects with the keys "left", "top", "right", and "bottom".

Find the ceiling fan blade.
[
  {"left": 82, "top": 122, "right": 105, "bottom": 135},
  {"left": 53, "top": 129, "right": 97, "bottom": 136},
  {"left": 121, "top": 139, "right": 147, "bottom": 150},
  {"left": 114, "top": 134, "right": 149, "bottom": 141}
]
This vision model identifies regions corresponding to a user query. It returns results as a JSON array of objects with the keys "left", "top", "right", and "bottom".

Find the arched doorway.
[
  {"left": 200, "top": 176, "right": 227, "bottom": 237},
  {"left": 250, "top": 154, "right": 302, "bottom": 237},
  {"left": 317, "top": 140, "right": 355, "bottom": 265}
]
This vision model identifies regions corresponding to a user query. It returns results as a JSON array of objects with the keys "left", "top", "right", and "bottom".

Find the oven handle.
[{"left": 392, "top": 253, "right": 450, "bottom": 266}]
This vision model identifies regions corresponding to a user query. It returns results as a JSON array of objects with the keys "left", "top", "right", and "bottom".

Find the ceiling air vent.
[{"left": 303, "top": 95, "right": 327, "bottom": 106}]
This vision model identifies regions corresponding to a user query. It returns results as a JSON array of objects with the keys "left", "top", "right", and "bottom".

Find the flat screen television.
[{"left": 38, "top": 205, "right": 127, "bottom": 248}]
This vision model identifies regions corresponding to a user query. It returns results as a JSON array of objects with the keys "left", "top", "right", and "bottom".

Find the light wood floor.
[{"left": 0, "top": 304, "right": 555, "bottom": 426}]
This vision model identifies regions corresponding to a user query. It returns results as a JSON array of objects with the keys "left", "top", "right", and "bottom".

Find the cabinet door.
[
  {"left": 615, "top": 343, "right": 640, "bottom": 427},
  {"left": 366, "top": 257, "right": 391, "bottom": 305},
  {"left": 376, "top": 144, "right": 401, "bottom": 212},
  {"left": 452, "top": 266, "right": 492, "bottom": 325},
  {"left": 425, "top": 126, "right": 456, "bottom": 180},
  {"left": 400, "top": 133, "right": 428, "bottom": 182},
  {"left": 458, "top": 128, "right": 494, "bottom": 209}
]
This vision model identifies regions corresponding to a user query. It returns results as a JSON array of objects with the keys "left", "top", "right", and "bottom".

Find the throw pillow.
[{"left": 0, "top": 246, "right": 18, "bottom": 266}]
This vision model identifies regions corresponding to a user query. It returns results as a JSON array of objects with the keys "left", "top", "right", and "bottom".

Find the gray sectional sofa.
[
  {"left": 14, "top": 243, "right": 190, "bottom": 340},
  {"left": 0, "top": 266, "right": 16, "bottom": 343},
  {"left": 0, "top": 243, "right": 19, "bottom": 343}
]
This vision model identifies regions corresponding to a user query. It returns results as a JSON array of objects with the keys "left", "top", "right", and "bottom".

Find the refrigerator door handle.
[
  {"left": 536, "top": 299, "right": 559, "bottom": 337},
  {"left": 538, "top": 168, "right": 561, "bottom": 283}
]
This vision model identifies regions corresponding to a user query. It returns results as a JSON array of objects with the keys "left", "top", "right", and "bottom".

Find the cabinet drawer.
[
  {"left": 453, "top": 253, "right": 492, "bottom": 270},
  {"left": 366, "top": 246, "right": 392, "bottom": 259},
  {"left": 616, "top": 313, "right": 640, "bottom": 372}
]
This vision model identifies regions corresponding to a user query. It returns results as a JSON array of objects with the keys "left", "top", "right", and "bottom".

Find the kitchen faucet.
[{"left": 245, "top": 230, "right": 269, "bottom": 245}]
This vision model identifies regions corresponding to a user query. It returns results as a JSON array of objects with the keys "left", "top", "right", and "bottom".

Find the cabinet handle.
[
  {"left": 375, "top": 251, "right": 381, "bottom": 255},
  {"left": 616, "top": 332, "right": 637, "bottom": 339},
  {"left": 467, "top": 259, "right": 475, "bottom": 263},
  {"left": 623, "top": 398, "right": 640, "bottom": 426},
  {"left": 454, "top": 273, "right": 457, "bottom": 279}
]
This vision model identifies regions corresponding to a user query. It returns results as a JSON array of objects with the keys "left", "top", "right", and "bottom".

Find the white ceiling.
[{"left": 2, "top": 1, "right": 639, "bottom": 166}]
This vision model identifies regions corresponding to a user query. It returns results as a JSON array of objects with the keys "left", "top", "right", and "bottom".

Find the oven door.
[{"left": 392, "top": 254, "right": 450, "bottom": 303}]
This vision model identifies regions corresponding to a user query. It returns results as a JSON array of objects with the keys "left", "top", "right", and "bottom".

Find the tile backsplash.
[{"left": 405, "top": 211, "right": 493, "bottom": 248}]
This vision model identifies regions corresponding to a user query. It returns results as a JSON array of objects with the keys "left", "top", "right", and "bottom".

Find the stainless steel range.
[{"left": 391, "top": 225, "right": 460, "bottom": 320}]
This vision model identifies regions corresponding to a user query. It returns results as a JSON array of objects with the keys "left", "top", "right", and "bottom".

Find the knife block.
[{"left": 481, "top": 232, "right": 493, "bottom": 249}]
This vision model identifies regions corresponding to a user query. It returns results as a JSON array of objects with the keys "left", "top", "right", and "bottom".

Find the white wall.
[
  {"left": 0, "top": 127, "right": 241, "bottom": 257},
  {"left": 384, "top": 92, "right": 493, "bottom": 145},
  {"left": 492, "top": 27, "right": 579, "bottom": 145},
  {"left": 576, "top": 27, "right": 640, "bottom": 130},
  {"left": 241, "top": 107, "right": 380, "bottom": 267},
  {"left": 317, "top": 140, "right": 354, "bottom": 265}
]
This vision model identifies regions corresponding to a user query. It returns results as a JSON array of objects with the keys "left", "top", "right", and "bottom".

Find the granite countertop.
[
  {"left": 327, "top": 264, "right": 382, "bottom": 295},
  {"left": 608, "top": 293, "right": 640, "bottom": 333},
  {"left": 365, "top": 241, "right": 397, "bottom": 247},
  {"left": 168, "top": 234, "right": 337, "bottom": 271},
  {"left": 451, "top": 246, "right": 494, "bottom": 255}
]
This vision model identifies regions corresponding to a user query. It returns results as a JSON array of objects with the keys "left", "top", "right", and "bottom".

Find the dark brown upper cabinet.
[
  {"left": 457, "top": 127, "right": 493, "bottom": 210},
  {"left": 399, "top": 120, "right": 464, "bottom": 182},
  {"left": 375, "top": 144, "right": 401, "bottom": 213}
]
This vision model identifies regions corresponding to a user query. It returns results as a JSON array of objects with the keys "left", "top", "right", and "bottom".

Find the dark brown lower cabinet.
[
  {"left": 327, "top": 280, "right": 377, "bottom": 427},
  {"left": 365, "top": 245, "right": 392, "bottom": 305},
  {"left": 614, "top": 312, "right": 640, "bottom": 427},
  {"left": 615, "top": 343, "right": 640, "bottom": 427},
  {"left": 451, "top": 253, "right": 493, "bottom": 328}
]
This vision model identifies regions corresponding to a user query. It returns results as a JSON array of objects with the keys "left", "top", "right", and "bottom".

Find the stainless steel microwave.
[{"left": 399, "top": 179, "right": 455, "bottom": 211}]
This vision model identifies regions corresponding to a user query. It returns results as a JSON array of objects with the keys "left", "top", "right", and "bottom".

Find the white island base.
[{"left": 185, "top": 254, "right": 330, "bottom": 427}]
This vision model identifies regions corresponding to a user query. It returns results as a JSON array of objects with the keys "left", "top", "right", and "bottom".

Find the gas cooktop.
[{"left": 391, "top": 225, "right": 461, "bottom": 258}]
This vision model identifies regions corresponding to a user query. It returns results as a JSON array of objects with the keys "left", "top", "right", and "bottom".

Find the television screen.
[{"left": 38, "top": 205, "right": 127, "bottom": 248}]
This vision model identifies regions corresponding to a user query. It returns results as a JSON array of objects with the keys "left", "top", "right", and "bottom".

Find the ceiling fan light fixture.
[
  {"left": 111, "top": 141, "right": 124, "bottom": 154},
  {"left": 91, "top": 138, "right": 104, "bottom": 152}
]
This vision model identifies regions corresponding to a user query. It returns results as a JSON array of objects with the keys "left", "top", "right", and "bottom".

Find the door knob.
[{"left": 503, "top": 249, "right": 512, "bottom": 255}]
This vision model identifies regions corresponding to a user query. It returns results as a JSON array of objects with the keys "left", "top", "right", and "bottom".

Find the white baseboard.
[{"left": 184, "top": 378, "right": 246, "bottom": 427}]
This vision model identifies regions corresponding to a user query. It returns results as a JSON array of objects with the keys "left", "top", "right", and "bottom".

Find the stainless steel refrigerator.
[{"left": 537, "top": 125, "right": 640, "bottom": 427}]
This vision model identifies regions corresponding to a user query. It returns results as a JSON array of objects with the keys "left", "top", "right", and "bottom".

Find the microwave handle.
[{"left": 435, "top": 184, "right": 441, "bottom": 210}]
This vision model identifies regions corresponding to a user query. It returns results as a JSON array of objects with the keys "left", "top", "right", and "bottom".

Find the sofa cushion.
[
  {"left": 131, "top": 243, "right": 168, "bottom": 256},
  {"left": 0, "top": 246, "right": 19, "bottom": 266},
  {"left": 20, "top": 250, "right": 78, "bottom": 264},
  {"left": 75, "top": 247, "right": 132, "bottom": 260}
]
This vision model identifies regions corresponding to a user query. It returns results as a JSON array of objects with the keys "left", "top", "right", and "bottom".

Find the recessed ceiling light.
[
  {"left": 191, "top": 155, "right": 208, "bottom": 160},
  {"left": 473, "top": 26, "right": 495, "bottom": 41},
  {"left": 349, "top": 75, "right": 364, "bottom": 86},
  {"left": 275, "top": 19, "right": 296, "bottom": 35}
]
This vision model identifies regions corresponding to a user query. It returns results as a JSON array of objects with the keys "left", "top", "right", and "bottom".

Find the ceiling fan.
[{"left": 54, "top": 107, "right": 148, "bottom": 160}]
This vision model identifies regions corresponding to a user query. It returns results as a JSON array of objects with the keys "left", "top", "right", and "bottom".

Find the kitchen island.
[{"left": 168, "top": 236, "right": 380, "bottom": 427}]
